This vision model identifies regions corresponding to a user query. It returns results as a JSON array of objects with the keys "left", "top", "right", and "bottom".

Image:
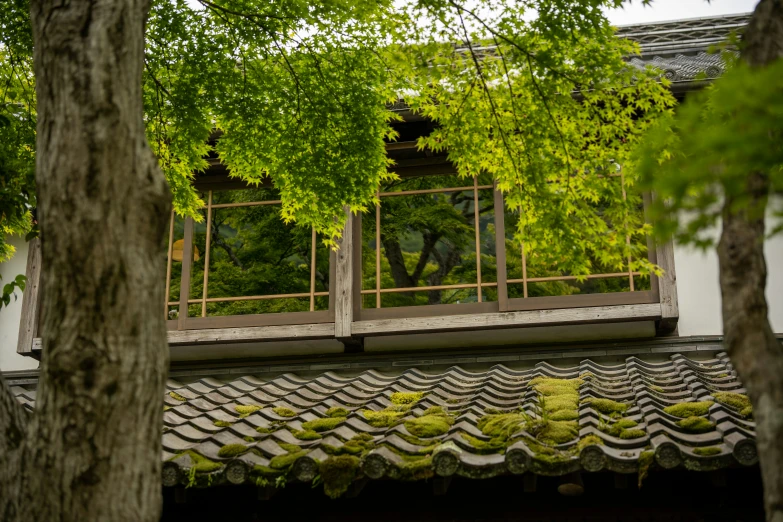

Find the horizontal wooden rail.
[
  {"left": 507, "top": 272, "right": 642, "bottom": 284},
  {"left": 359, "top": 282, "right": 498, "bottom": 295},
  {"left": 379, "top": 185, "right": 493, "bottom": 197},
  {"left": 350, "top": 303, "right": 662, "bottom": 337}
]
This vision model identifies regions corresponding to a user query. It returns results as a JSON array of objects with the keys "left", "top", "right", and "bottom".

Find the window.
[
  {"left": 164, "top": 186, "right": 334, "bottom": 330},
  {"left": 354, "top": 171, "right": 658, "bottom": 320}
]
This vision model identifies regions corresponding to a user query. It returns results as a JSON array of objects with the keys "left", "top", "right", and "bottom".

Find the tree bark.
[
  {"left": 0, "top": 0, "right": 171, "bottom": 520},
  {"left": 718, "top": 2, "right": 783, "bottom": 521}
]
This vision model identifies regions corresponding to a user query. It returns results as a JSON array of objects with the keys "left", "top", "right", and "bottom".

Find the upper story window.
[
  {"left": 164, "top": 186, "right": 334, "bottom": 330},
  {"left": 360, "top": 173, "right": 497, "bottom": 310},
  {"left": 162, "top": 169, "right": 659, "bottom": 330}
]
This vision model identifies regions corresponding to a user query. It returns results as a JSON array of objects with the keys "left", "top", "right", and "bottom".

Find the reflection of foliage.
[
  {"left": 362, "top": 174, "right": 650, "bottom": 309},
  {"left": 363, "top": 174, "right": 495, "bottom": 307},
  {"left": 169, "top": 188, "right": 330, "bottom": 317}
]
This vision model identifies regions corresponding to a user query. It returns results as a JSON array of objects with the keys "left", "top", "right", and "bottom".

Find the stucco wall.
[
  {"left": 0, "top": 236, "right": 38, "bottom": 371},
  {"left": 674, "top": 230, "right": 783, "bottom": 336}
]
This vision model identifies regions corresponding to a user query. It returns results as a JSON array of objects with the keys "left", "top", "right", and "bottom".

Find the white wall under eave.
[
  {"left": 674, "top": 227, "right": 783, "bottom": 337},
  {"left": 0, "top": 237, "right": 38, "bottom": 372}
]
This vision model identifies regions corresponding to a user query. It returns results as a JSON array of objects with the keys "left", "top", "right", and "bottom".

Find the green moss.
[
  {"left": 319, "top": 456, "right": 360, "bottom": 499},
  {"left": 326, "top": 407, "right": 349, "bottom": 418},
  {"left": 393, "top": 431, "right": 433, "bottom": 447},
  {"left": 273, "top": 407, "right": 296, "bottom": 418},
  {"left": 322, "top": 434, "right": 375, "bottom": 456},
  {"left": 178, "top": 450, "right": 222, "bottom": 473},
  {"left": 619, "top": 428, "right": 646, "bottom": 439},
  {"left": 293, "top": 429, "right": 322, "bottom": 441},
  {"left": 302, "top": 417, "right": 345, "bottom": 432},
  {"left": 638, "top": 450, "right": 655, "bottom": 488},
  {"left": 526, "top": 441, "right": 573, "bottom": 465},
  {"left": 477, "top": 413, "right": 526, "bottom": 438},
  {"left": 362, "top": 408, "right": 405, "bottom": 427},
  {"left": 549, "top": 409, "right": 578, "bottom": 421},
  {"left": 213, "top": 420, "right": 233, "bottom": 428},
  {"left": 542, "top": 395, "right": 579, "bottom": 413},
  {"left": 278, "top": 442, "right": 301, "bottom": 453},
  {"left": 604, "top": 418, "right": 638, "bottom": 437},
  {"left": 651, "top": 386, "right": 664, "bottom": 393},
  {"left": 741, "top": 405, "right": 753, "bottom": 418},
  {"left": 243, "top": 436, "right": 256, "bottom": 443},
  {"left": 713, "top": 392, "right": 751, "bottom": 412},
  {"left": 663, "top": 401, "right": 714, "bottom": 418},
  {"left": 390, "top": 391, "right": 425, "bottom": 405},
  {"left": 404, "top": 414, "right": 454, "bottom": 438},
  {"left": 217, "top": 443, "right": 249, "bottom": 458},
  {"left": 693, "top": 446, "right": 722, "bottom": 456},
  {"left": 529, "top": 376, "right": 583, "bottom": 391},
  {"left": 575, "top": 434, "right": 603, "bottom": 453},
  {"left": 536, "top": 420, "right": 579, "bottom": 445},
  {"left": 422, "top": 406, "right": 446, "bottom": 416},
  {"left": 235, "top": 404, "right": 261, "bottom": 417},
  {"left": 446, "top": 398, "right": 463, "bottom": 404},
  {"left": 396, "top": 456, "right": 434, "bottom": 481},
  {"left": 460, "top": 433, "right": 505, "bottom": 454},
  {"left": 581, "top": 397, "right": 628, "bottom": 416},
  {"left": 250, "top": 464, "right": 284, "bottom": 479},
  {"left": 269, "top": 450, "right": 309, "bottom": 470},
  {"left": 169, "top": 391, "right": 187, "bottom": 402},
  {"left": 677, "top": 416, "right": 715, "bottom": 433},
  {"left": 163, "top": 406, "right": 171, "bottom": 411},
  {"left": 716, "top": 373, "right": 729, "bottom": 378},
  {"left": 255, "top": 426, "right": 273, "bottom": 434}
]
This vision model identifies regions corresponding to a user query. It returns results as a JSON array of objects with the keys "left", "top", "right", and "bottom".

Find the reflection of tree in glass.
[
  {"left": 503, "top": 198, "right": 650, "bottom": 298},
  {"left": 175, "top": 188, "right": 330, "bottom": 317},
  {"left": 363, "top": 174, "right": 496, "bottom": 307}
]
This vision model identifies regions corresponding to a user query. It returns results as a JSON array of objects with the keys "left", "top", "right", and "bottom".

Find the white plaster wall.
[
  {"left": 0, "top": 237, "right": 38, "bottom": 371},
  {"left": 674, "top": 226, "right": 783, "bottom": 337}
]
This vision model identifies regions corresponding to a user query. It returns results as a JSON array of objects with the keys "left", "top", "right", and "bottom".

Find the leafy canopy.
[
  {"left": 633, "top": 58, "right": 783, "bottom": 247},
  {"left": 2, "top": 0, "right": 676, "bottom": 285}
]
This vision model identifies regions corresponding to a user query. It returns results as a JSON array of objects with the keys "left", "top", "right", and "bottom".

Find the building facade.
[{"left": 1, "top": 13, "right": 779, "bottom": 521}]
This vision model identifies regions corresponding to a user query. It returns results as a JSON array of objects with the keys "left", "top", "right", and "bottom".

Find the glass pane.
[
  {"left": 504, "top": 191, "right": 650, "bottom": 298},
  {"left": 202, "top": 189, "right": 328, "bottom": 317},
  {"left": 363, "top": 174, "right": 496, "bottom": 308}
]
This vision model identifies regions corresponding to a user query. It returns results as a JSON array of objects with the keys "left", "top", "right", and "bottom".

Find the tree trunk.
[
  {"left": 718, "top": 3, "right": 783, "bottom": 521},
  {"left": 0, "top": 0, "right": 171, "bottom": 519}
]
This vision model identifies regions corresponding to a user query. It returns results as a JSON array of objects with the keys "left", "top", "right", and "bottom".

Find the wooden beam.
[
  {"left": 655, "top": 238, "right": 679, "bottom": 334},
  {"left": 16, "top": 238, "right": 42, "bottom": 355},
  {"left": 167, "top": 323, "right": 335, "bottom": 346},
  {"left": 493, "top": 183, "right": 509, "bottom": 311},
  {"left": 351, "top": 303, "right": 663, "bottom": 337},
  {"left": 178, "top": 217, "right": 195, "bottom": 330},
  {"left": 334, "top": 210, "right": 354, "bottom": 339}
]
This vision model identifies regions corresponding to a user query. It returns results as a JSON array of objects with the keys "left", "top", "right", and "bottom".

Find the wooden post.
[
  {"left": 178, "top": 217, "right": 194, "bottom": 330},
  {"left": 16, "top": 238, "right": 42, "bottom": 355},
  {"left": 493, "top": 182, "right": 509, "bottom": 311},
  {"left": 334, "top": 209, "right": 354, "bottom": 340},
  {"left": 656, "top": 238, "right": 679, "bottom": 334}
]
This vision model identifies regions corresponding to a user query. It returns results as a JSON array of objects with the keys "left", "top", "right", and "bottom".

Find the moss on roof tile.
[
  {"left": 663, "top": 401, "right": 713, "bottom": 418},
  {"left": 302, "top": 417, "right": 345, "bottom": 432},
  {"left": 320, "top": 456, "right": 360, "bottom": 498},
  {"left": 390, "top": 391, "right": 425, "bottom": 405},
  {"left": 218, "top": 443, "right": 249, "bottom": 458}
]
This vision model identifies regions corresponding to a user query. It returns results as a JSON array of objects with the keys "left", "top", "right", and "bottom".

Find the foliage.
[
  {"left": 633, "top": 60, "right": 783, "bottom": 246},
  {"left": 0, "top": 0, "right": 675, "bottom": 288}
]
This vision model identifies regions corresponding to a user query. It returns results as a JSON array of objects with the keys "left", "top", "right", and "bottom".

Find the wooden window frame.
[
  {"left": 17, "top": 165, "right": 678, "bottom": 355},
  {"left": 166, "top": 188, "right": 337, "bottom": 332},
  {"left": 352, "top": 170, "right": 662, "bottom": 322}
]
